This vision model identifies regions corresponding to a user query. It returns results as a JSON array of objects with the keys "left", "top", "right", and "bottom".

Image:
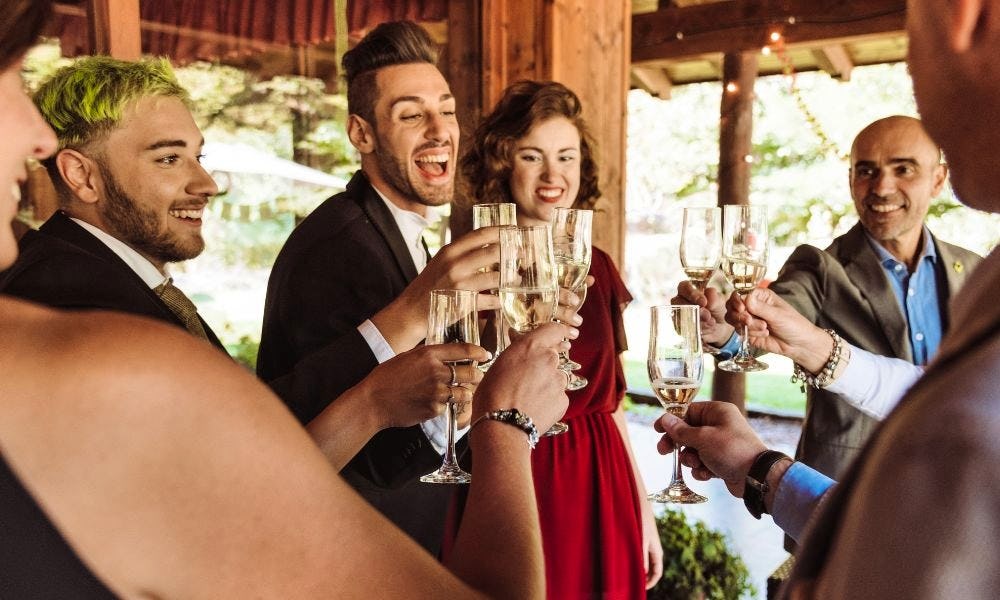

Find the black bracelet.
[{"left": 743, "top": 450, "right": 792, "bottom": 519}]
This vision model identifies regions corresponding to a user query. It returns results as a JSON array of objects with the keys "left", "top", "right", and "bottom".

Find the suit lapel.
[
  {"left": 40, "top": 212, "right": 227, "bottom": 352},
  {"left": 351, "top": 174, "right": 420, "bottom": 284},
  {"left": 39, "top": 213, "right": 173, "bottom": 314},
  {"left": 837, "top": 224, "right": 912, "bottom": 362}
]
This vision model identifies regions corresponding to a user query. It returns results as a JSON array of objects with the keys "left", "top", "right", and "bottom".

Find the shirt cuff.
[
  {"left": 421, "top": 417, "right": 470, "bottom": 456},
  {"left": 772, "top": 461, "right": 836, "bottom": 544},
  {"left": 825, "top": 343, "right": 921, "bottom": 420},
  {"left": 357, "top": 319, "right": 395, "bottom": 364},
  {"left": 714, "top": 331, "right": 741, "bottom": 360}
]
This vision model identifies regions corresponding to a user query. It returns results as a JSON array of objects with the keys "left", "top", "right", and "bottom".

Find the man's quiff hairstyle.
[
  {"left": 342, "top": 21, "right": 439, "bottom": 125},
  {"left": 33, "top": 56, "right": 189, "bottom": 204}
]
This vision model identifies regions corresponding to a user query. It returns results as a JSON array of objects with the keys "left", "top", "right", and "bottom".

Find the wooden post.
[
  {"left": 442, "top": 0, "right": 484, "bottom": 239},
  {"left": 713, "top": 51, "right": 758, "bottom": 415},
  {"left": 446, "top": 0, "right": 629, "bottom": 267},
  {"left": 86, "top": 0, "right": 141, "bottom": 59}
]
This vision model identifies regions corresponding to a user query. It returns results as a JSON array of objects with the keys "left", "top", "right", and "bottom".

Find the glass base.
[
  {"left": 543, "top": 421, "right": 569, "bottom": 436},
  {"left": 717, "top": 356, "right": 768, "bottom": 373},
  {"left": 567, "top": 373, "right": 588, "bottom": 391},
  {"left": 648, "top": 483, "right": 707, "bottom": 504},
  {"left": 420, "top": 464, "right": 471, "bottom": 484}
]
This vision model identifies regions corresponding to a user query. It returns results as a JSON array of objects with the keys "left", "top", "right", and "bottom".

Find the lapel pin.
[{"left": 953, "top": 261, "right": 964, "bottom": 273}]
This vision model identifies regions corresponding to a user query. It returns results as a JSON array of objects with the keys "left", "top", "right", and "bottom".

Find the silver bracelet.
[
  {"left": 470, "top": 408, "right": 539, "bottom": 449},
  {"left": 790, "top": 329, "right": 843, "bottom": 391}
]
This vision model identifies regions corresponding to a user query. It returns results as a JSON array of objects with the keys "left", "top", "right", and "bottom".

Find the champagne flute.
[
  {"left": 472, "top": 203, "right": 517, "bottom": 371},
  {"left": 647, "top": 304, "right": 706, "bottom": 503},
  {"left": 420, "top": 289, "right": 479, "bottom": 484},
  {"left": 717, "top": 205, "right": 769, "bottom": 372},
  {"left": 681, "top": 206, "right": 722, "bottom": 355},
  {"left": 552, "top": 207, "right": 592, "bottom": 393},
  {"left": 498, "top": 225, "right": 565, "bottom": 436},
  {"left": 680, "top": 206, "right": 721, "bottom": 291}
]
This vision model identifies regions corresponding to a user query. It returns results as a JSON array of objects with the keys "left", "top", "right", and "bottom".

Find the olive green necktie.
[{"left": 154, "top": 278, "right": 209, "bottom": 340}]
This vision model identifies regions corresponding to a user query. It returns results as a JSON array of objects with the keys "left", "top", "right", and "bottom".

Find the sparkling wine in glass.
[
  {"left": 472, "top": 203, "right": 517, "bottom": 371},
  {"left": 717, "top": 205, "right": 769, "bottom": 373},
  {"left": 420, "top": 289, "right": 479, "bottom": 484},
  {"left": 680, "top": 206, "right": 721, "bottom": 291},
  {"left": 498, "top": 225, "right": 566, "bottom": 436},
  {"left": 552, "top": 207, "right": 592, "bottom": 393},
  {"left": 648, "top": 304, "right": 706, "bottom": 504}
]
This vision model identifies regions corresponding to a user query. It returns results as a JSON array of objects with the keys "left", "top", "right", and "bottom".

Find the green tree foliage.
[{"left": 647, "top": 509, "right": 755, "bottom": 600}]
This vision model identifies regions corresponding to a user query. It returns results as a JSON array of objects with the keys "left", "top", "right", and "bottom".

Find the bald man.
[{"left": 689, "top": 116, "right": 981, "bottom": 481}]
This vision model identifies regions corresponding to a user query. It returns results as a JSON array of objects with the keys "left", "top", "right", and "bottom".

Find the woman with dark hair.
[
  {"left": 462, "top": 80, "right": 664, "bottom": 598},
  {"left": 0, "top": 5, "right": 571, "bottom": 597}
]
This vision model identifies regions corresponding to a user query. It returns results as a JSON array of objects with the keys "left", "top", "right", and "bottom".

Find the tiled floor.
[{"left": 626, "top": 414, "right": 800, "bottom": 599}]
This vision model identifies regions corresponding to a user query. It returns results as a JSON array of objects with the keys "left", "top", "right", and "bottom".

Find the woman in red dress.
[{"left": 462, "top": 80, "right": 663, "bottom": 599}]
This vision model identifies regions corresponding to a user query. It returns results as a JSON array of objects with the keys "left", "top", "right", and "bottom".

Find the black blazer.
[
  {"left": 258, "top": 171, "right": 458, "bottom": 555},
  {"left": 0, "top": 211, "right": 226, "bottom": 352}
]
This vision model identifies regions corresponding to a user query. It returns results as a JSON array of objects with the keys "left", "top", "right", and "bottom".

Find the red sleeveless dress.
[{"left": 530, "top": 247, "right": 645, "bottom": 599}]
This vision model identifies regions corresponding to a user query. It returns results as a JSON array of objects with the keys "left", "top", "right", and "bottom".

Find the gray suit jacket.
[
  {"left": 770, "top": 222, "right": 980, "bottom": 478},
  {"left": 783, "top": 247, "right": 1000, "bottom": 599}
]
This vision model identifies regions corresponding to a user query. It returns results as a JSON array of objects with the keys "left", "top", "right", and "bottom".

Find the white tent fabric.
[{"left": 201, "top": 142, "right": 348, "bottom": 190}]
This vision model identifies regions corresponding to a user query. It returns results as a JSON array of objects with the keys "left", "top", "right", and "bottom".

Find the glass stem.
[
  {"left": 442, "top": 395, "right": 459, "bottom": 470},
  {"left": 671, "top": 447, "right": 685, "bottom": 487}
]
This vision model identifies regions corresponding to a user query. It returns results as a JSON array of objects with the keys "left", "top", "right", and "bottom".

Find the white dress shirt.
[
  {"left": 354, "top": 187, "right": 465, "bottom": 455},
  {"left": 70, "top": 217, "right": 169, "bottom": 288},
  {"left": 825, "top": 343, "right": 923, "bottom": 420}
]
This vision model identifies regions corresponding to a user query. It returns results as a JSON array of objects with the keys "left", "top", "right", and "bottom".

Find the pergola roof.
[
  {"left": 46, "top": 0, "right": 908, "bottom": 94},
  {"left": 631, "top": 0, "right": 906, "bottom": 95}
]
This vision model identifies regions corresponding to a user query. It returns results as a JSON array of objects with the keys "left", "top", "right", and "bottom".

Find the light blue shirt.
[
  {"left": 866, "top": 228, "right": 942, "bottom": 365},
  {"left": 772, "top": 461, "right": 836, "bottom": 543}
]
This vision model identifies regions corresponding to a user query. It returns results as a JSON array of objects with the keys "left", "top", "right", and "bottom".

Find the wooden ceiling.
[
  {"left": 630, "top": 0, "right": 907, "bottom": 97},
  {"left": 47, "top": 1, "right": 909, "bottom": 96}
]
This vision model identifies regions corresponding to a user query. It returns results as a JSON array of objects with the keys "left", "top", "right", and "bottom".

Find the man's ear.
[
  {"left": 931, "top": 162, "right": 949, "bottom": 196},
  {"left": 54, "top": 149, "right": 101, "bottom": 205},
  {"left": 347, "top": 114, "right": 375, "bottom": 154},
  {"left": 949, "top": 0, "right": 985, "bottom": 52}
]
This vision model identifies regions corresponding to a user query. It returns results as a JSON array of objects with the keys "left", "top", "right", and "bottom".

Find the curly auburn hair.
[{"left": 460, "top": 80, "right": 600, "bottom": 210}]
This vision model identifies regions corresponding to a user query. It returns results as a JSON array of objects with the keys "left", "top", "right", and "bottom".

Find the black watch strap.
[{"left": 743, "top": 450, "right": 791, "bottom": 520}]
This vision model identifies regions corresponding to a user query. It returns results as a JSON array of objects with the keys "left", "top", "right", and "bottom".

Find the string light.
[
  {"left": 762, "top": 25, "right": 846, "bottom": 161},
  {"left": 726, "top": 82, "right": 738, "bottom": 93}
]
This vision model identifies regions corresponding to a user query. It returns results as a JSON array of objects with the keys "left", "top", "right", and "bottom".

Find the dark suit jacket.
[
  {"left": 782, "top": 248, "right": 1000, "bottom": 599},
  {"left": 257, "top": 171, "right": 457, "bottom": 555},
  {"left": 769, "top": 222, "right": 980, "bottom": 480},
  {"left": 770, "top": 223, "right": 982, "bottom": 479},
  {"left": 0, "top": 211, "right": 226, "bottom": 352}
]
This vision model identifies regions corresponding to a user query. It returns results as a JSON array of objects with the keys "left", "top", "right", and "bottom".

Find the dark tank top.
[{"left": 0, "top": 453, "right": 118, "bottom": 598}]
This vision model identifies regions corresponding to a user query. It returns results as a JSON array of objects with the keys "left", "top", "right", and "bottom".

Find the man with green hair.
[
  {"left": 1, "top": 54, "right": 490, "bottom": 480},
  {"left": 0, "top": 55, "right": 225, "bottom": 347}
]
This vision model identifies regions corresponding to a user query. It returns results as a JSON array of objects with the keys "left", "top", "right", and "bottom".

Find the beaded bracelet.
[{"left": 790, "top": 329, "right": 843, "bottom": 391}]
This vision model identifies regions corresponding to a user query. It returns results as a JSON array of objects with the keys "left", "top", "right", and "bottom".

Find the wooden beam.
[
  {"left": 86, "top": 0, "right": 141, "bottom": 59},
  {"left": 812, "top": 44, "right": 854, "bottom": 81},
  {"left": 633, "top": 0, "right": 905, "bottom": 63},
  {"left": 630, "top": 65, "right": 673, "bottom": 98}
]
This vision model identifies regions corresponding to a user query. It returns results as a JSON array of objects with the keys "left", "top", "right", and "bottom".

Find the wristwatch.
[
  {"left": 743, "top": 450, "right": 791, "bottom": 519},
  {"left": 471, "top": 409, "right": 540, "bottom": 449}
]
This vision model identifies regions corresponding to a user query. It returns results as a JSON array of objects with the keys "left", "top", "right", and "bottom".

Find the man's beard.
[
  {"left": 100, "top": 168, "right": 205, "bottom": 265},
  {"left": 373, "top": 134, "right": 453, "bottom": 208}
]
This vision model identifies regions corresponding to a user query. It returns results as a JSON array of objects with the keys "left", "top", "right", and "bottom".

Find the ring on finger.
[{"left": 448, "top": 363, "right": 459, "bottom": 387}]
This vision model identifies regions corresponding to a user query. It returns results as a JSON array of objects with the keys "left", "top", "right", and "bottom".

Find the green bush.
[{"left": 648, "top": 509, "right": 755, "bottom": 600}]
